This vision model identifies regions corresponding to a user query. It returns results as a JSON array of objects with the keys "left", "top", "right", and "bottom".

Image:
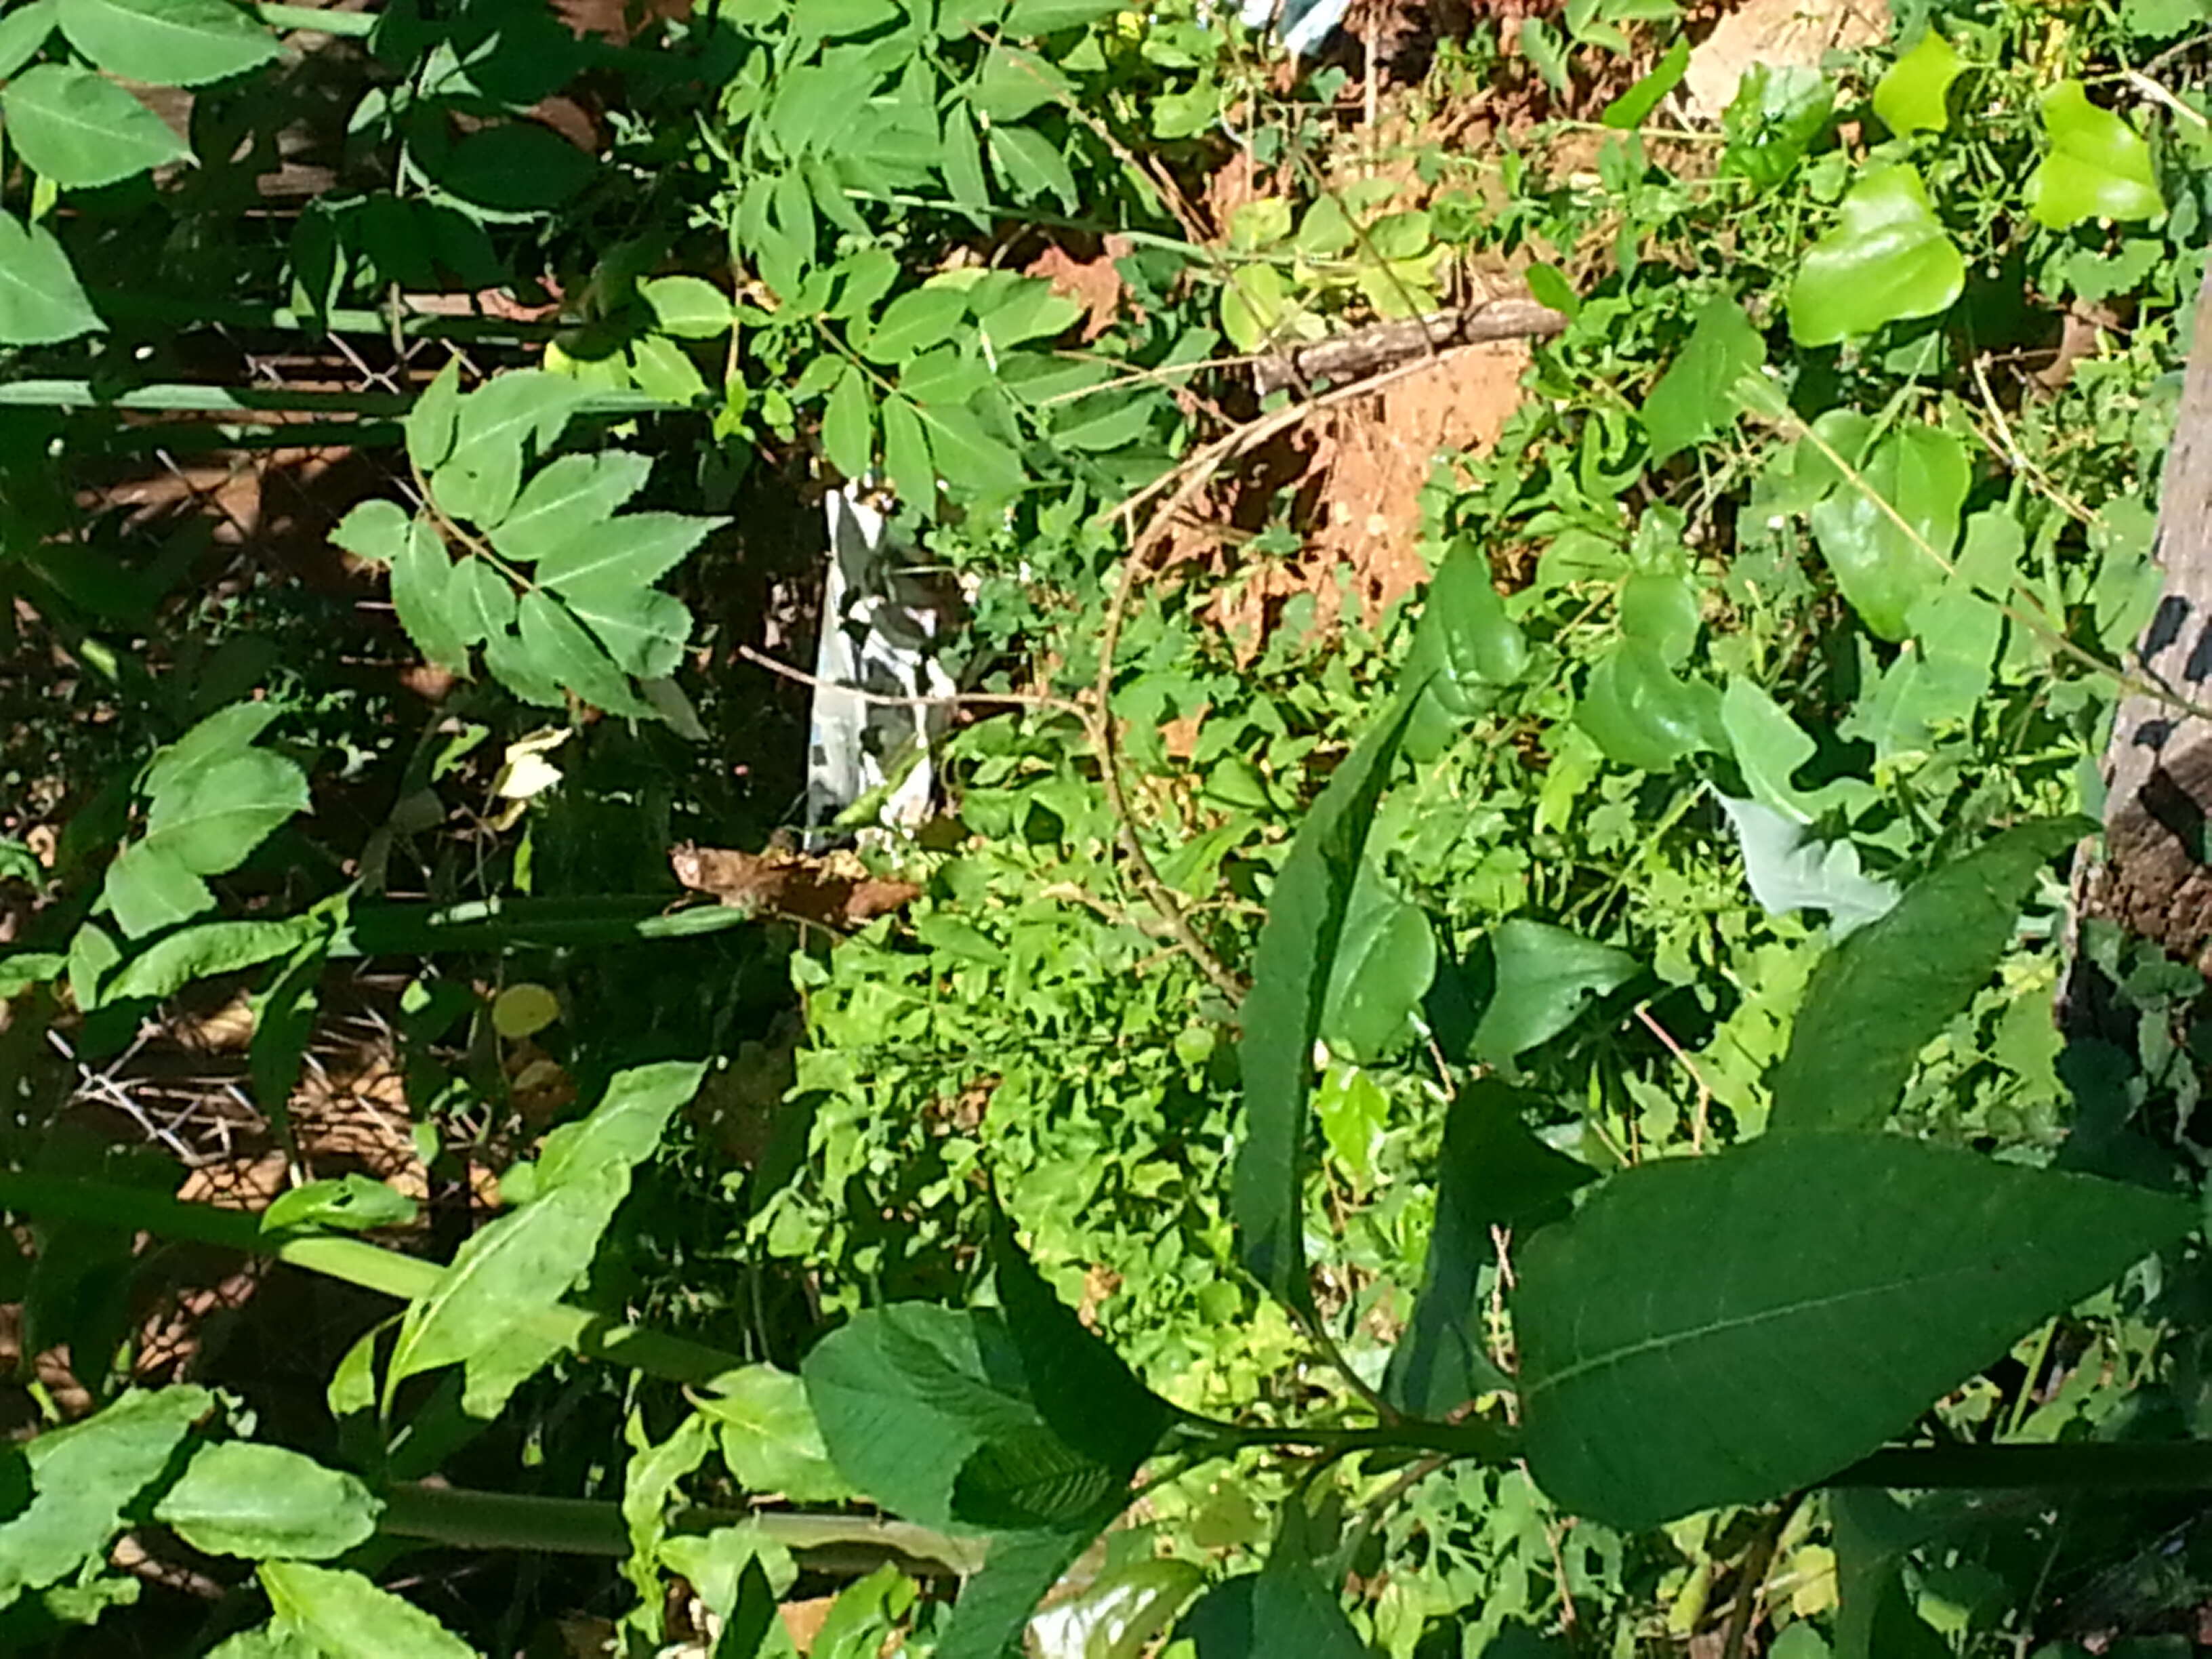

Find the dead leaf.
[
  {"left": 1025, "top": 239, "right": 1130, "bottom": 342},
  {"left": 671, "top": 844, "right": 922, "bottom": 928}
]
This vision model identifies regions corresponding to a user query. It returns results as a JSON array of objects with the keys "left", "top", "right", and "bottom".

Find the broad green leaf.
[
  {"left": 697, "top": 1365, "right": 855, "bottom": 1503},
  {"left": 1516, "top": 1132, "right": 2193, "bottom": 1529},
  {"left": 1808, "top": 424, "right": 1967, "bottom": 642},
  {"left": 386, "top": 1165, "right": 627, "bottom": 1387},
  {"left": 621, "top": 1411, "right": 716, "bottom": 1641},
  {"left": 434, "top": 123, "right": 596, "bottom": 212},
  {"left": 863, "top": 287, "right": 968, "bottom": 363},
  {"left": 941, "top": 102, "right": 992, "bottom": 222},
  {"left": 154, "top": 1443, "right": 380, "bottom": 1560},
  {"left": 2026, "top": 80, "right": 2165, "bottom": 229},
  {"left": 106, "top": 749, "right": 310, "bottom": 938},
  {"left": 1385, "top": 1084, "right": 1592, "bottom": 1418},
  {"left": 3, "top": 64, "right": 190, "bottom": 188},
  {"left": 438, "top": 372, "right": 592, "bottom": 528},
  {"left": 1767, "top": 818, "right": 2087, "bottom": 1130},
  {"left": 1787, "top": 166, "right": 1964, "bottom": 347},
  {"left": 556, "top": 581, "right": 691, "bottom": 679},
  {"left": 1234, "top": 692, "right": 1424, "bottom": 1313},
  {"left": 56, "top": 0, "right": 276, "bottom": 86},
  {"left": 1576, "top": 638, "right": 1724, "bottom": 773},
  {"left": 952, "top": 1428, "right": 1119, "bottom": 1530},
  {"left": 640, "top": 274, "right": 733, "bottom": 338},
  {"left": 804, "top": 1303, "right": 1048, "bottom": 1528},
  {"left": 536, "top": 1060, "right": 703, "bottom": 1191},
  {"left": 1640, "top": 297, "right": 1764, "bottom": 464},
  {"left": 1426, "top": 538, "right": 1529, "bottom": 695},
  {"left": 0, "top": 951, "right": 64, "bottom": 997},
  {"left": 1179, "top": 1502, "right": 1366, "bottom": 1659},
  {"left": 1832, "top": 1490, "right": 1950, "bottom": 1659},
  {"left": 1715, "top": 794, "right": 1899, "bottom": 935},
  {"left": 1473, "top": 919, "right": 1637, "bottom": 1065},
  {"left": 1600, "top": 37, "right": 1689, "bottom": 129},
  {"left": 918, "top": 399, "right": 1024, "bottom": 501},
  {"left": 517, "top": 590, "right": 649, "bottom": 718},
  {"left": 1721, "top": 64, "right": 1834, "bottom": 191},
  {"left": 823, "top": 365, "right": 876, "bottom": 479},
  {"left": 207, "top": 1625, "right": 319, "bottom": 1659},
  {"left": 450, "top": 558, "right": 516, "bottom": 645},
  {"left": 391, "top": 518, "right": 471, "bottom": 674},
  {"left": 974, "top": 43, "right": 1065, "bottom": 122},
  {"left": 103, "top": 914, "right": 319, "bottom": 1002},
  {"left": 489, "top": 452, "right": 653, "bottom": 563},
  {"left": 988, "top": 121, "right": 1078, "bottom": 211},
  {"left": 330, "top": 498, "right": 407, "bottom": 565},
  {"left": 484, "top": 621, "right": 565, "bottom": 708},
  {"left": 880, "top": 393, "right": 937, "bottom": 511},
  {"left": 260, "top": 1562, "right": 480, "bottom": 1658},
  {"left": 0, "top": 0, "right": 57, "bottom": 79},
  {"left": 1872, "top": 30, "right": 1963, "bottom": 135},
  {"left": 626, "top": 333, "right": 709, "bottom": 404},
  {"left": 405, "top": 359, "right": 463, "bottom": 472},
  {"left": 1313, "top": 1063, "right": 1387, "bottom": 1189},
  {"left": 0, "top": 1386, "right": 209, "bottom": 1609},
  {"left": 0, "top": 210, "right": 101, "bottom": 344},
  {"left": 535, "top": 511, "right": 722, "bottom": 592},
  {"left": 1002, "top": 0, "right": 1118, "bottom": 31},
  {"left": 977, "top": 281, "right": 1083, "bottom": 354},
  {"left": 262, "top": 1174, "right": 417, "bottom": 1233},
  {"left": 1029, "top": 1557, "right": 1204, "bottom": 1659},
  {"left": 459, "top": 1324, "right": 566, "bottom": 1420},
  {"left": 1720, "top": 678, "right": 1831, "bottom": 823},
  {"left": 939, "top": 1526, "right": 1104, "bottom": 1659},
  {"left": 1319, "top": 869, "right": 1434, "bottom": 1063},
  {"left": 657, "top": 1525, "right": 797, "bottom": 1626}
]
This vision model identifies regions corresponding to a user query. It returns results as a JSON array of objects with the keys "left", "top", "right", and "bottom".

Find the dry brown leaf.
[{"left": 671, "top": 844, "right": 922, "bottom": 928}]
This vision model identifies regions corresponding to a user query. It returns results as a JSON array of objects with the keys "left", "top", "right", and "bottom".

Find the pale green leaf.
[
  {"left": 154, "top": 1443, "right": 380, "bottom": 1561},
  {"left": 489, "top": 452, "right": 653, "bottom": 563},
  {"left": 3, "top": 64, "right": 190, "bottom": 188},
  {"left": 2026, "top": 79, "right": 2165, "bottom": 228},
  {"left": 640, "top": 274, "right": 734, "bottom": 338},
  {"left": 0, "top": 209, "right": 101, "bottom": 344},
  {"left": 698, "top": 1364, "right": 855, "bottom": 1502},
  {"left": 537, "top": 1060, "right": 704, "bottom": 1190},
  {"left": 1788, "top": 166, "right": 1964, "bottom": 347},
  {"left": 535, "top": 511, "right": 722, "bottom": 592},
  {"left": 56, "top": 0, "right": 276, "bottom": 87},
  {"left": 1872, "top": 30, "right": 1964, "bottom": 135},
  {"left": 260, "top": 1561, "right": 481, "bottom": 1659}
]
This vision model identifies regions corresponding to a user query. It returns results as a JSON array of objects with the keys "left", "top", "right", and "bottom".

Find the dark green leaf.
[
  {"left": 56, "top": 0, "right": 276, "bottom": 86},
  {"left": 864, "top": 287, "right": 969, "bottom": 363},
  {"left": 0, "top": 210, "right": 101, "bottom": 344},
  {"left": 1576, "top": 638, "right": 1725, "bottom": 773},
  {"left": 517, "top": 590, "right": 648, "bottom": 717},
  {"left": 434, "top": 123, "right": 596, "bottom": 213},
  {"left": 1319, "top": 868, "right": 1434, "bottom": 1063},
  {"left": 3, "top": 64, "right": 190, "bottom": 188},
  {"left": 936, "top": 1526, "right": 1101, "bottom": 1659},
  {"left": 1234, "top": 692, "right": 1423, "bottom": 1312},
  {"left": 1002, "top": 0, "right": 1119, "bottom": 31},
  {"left": 405, "top": 359, "right": 463, "bottom": 472},
  {"left": 555, "top": 581, "right": 691, "bottom": 680},
  {"left": 153, "top": 1443, "right": 380, "bottom": 1560},
  {"left": 1516, "top": 1132, "right": 2194, "bottom": 1528},
  {"left": 1769, "top": 818, "right": 2089, "bottom": 1130},
  {"left": 1473, "top": 919, "right": 1637, "bottom": 1064},
  {"left": 1385, "top": 1083, "right": 1594, "bottom": 1418},
  {"left": 259, "top": 1561, "right": 480, "bottom": 1658},
  {"left": 1640, "top": 297, "right": 1765, "bottom": 464}
]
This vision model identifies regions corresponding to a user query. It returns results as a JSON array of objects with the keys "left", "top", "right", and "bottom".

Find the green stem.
[
  {"left": 331, "top": 895, "right": 757, "bottom": 956},
  {"left": 377, "top": 1482, "right": 988, "bottom": 1575},
  {"left": 253, "top": 1, "right": 377, "bottom": 32},
  {"left": 93, "top": 290, "right": 552, "bottom": 344},
  {"left": 0, "top": 1172, "right": 743, "bottom": 1387},
  {"left": 0, "top": 380, "right": 674, "bottom": 419}
]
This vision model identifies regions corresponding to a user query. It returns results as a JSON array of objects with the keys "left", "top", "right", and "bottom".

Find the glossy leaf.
[
  {"left": 1576, "top": 638, "right": 1725, "bottom": 773},
  {"left": 260, "top": 1562, "right": 480, "bottom": 1658},
  {"left": 1517, "top": 1132, "right": 2192, "bottom": 1528},
  {"left": 1767, "top": 817, "right": 2088, "bottom": 1130},
  {"left": 0, "top": 210, "right": 101, "bottom": 344},
  {"left": 489, "top": 452, "right": 653, "bottom": 563},
  {"left": 535, "top": 1060, "right": 704, "bottom": 1192},
  {"left": 56, "top": 0, "right": 276, "bottom": 87},
  {"left": 1320, "top": 865, "right": 1435, "bottom": 1063},
  {"left": 1029, "top": 1557, "right": 1204, "bottom": 1659},
  {"left": 696, "top": 1364, "right": 855, "bottom": 1502},
  {"left": 3, "top": 64, "right": 190, "bottom": 188},
  {"left": 1808, "top": 424, "right": 1968, "bottom": 642},
  {"left": 1788, "top": 166, "right": 1964, "bottom": 346},
  {"left": 1234, "top": 693, "right": 1422, "bottom": 1312},
  {"left": 1473, "top": 919, "right": 1637, "bottom": 1064},
  {"left": 1872, "top": 30, "right": 1963, "bottom": 135},
  {"left": 0, "top": 1386, "right": 209, "bottom": 1609},
  {"left": 2026, "top": 80, "right": 2165, "bottom": 228},
  {"left": 262, "top": 1174, "right": 417, "bottom": 1234},
  {"left": 1386, "top": 1083, "right": 1593, "bottom": 1418},
  {"left": 1640, "top": 296, "right": 1763, "bottom": 464},
  {"left": 153, "top": 1443, "right": 380, "bottom": 1560}
]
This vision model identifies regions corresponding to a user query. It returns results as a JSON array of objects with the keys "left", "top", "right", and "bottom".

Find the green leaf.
[
  {"left": 535, "top": 511, "right": 722, "bottom": 592},
  {"left": 1808, "top": 424, "right": 1967, "bottom": 642},
  {"left": 536, "top": 1060, "right": 703, "bottom": 1191},
  {"left": 3, "top": 64, "right": 191, "bottom": 188},
  {"left": 1385, "top": 1084, "right": 1593, "bottom": 1418},
  {"left": 1715, "top": 794, "right": 1899, "bottom": 935},
  {"left": 0, "top": 210, "right": 101, "bottom": 344},
  {"left": 863, "top": 286, "right": 968, "bottom": 363},
  {"left": 1516, "top": 1132, "right": 2194, "bottom": 1530},
  {"left": 1872, "top": 30, "right": 1963, "bottom": 135},
  {"left": 918, "top": 399, "right": 1024, "bottom": 501},
  {"left": 626, "top": 332, "right": 710, "bottom": 404},
  {"left": 105, "top": 746, "right": 310, "bottom": 939},
  {"left": 1832, "top": 1490, "right": 1950, "bottom": 1659},
  {"left": 1787, "top": 166, "right": 1964, "bottom": 347},
  {"left": 0, "top": 1, "right": 58, "bottom": 79},
  {"left": 940, "top": 101, "right": 991, "bottom": 223},
  {"left": 1028, "top": 1558, "right": 1204, "bottom": 1659},
  {"left": 1767, "top": 818, "right": 2087, "bottom": 1130},
  {"left": 880, "top": 393, "right": 936, "bottom": 510},
  {"left": 988, "top": 121, "right": 1079, "bottom": 211},
  {"left": 56, "top": 0, "right": 276, "bottom": 86},
  {"left": 405, "top": 359, "right": 464, "bottom": 472},
  {"left": 207, "top": 1624, "right": 319, "bottom": 1659},
  {"left": 696, "top": 1365, "right": 855, "bottom": 1503},
  {"left": 434, "top": 123, "right": 596, "bottom": 213},
  {"left": 938, "top": 1527, "right": 1102, "bottom": 1659},
  {"left": 1233, "top": 692, "right": 1424, "bottom": 1313},
  {"left": 2026, "top": 80, "right": 2165, "bottom": 229},
  {"left": 1426, "top": 538, "right": 1530, "bottom": 695},
  {"left": 951, "top": 1429, "right": 1118, "bottom": 1530},
  {"left": 153, "top": 1443, "right": 380, "bottom": 1560},
  {"left": 489, "top": 452, "right": 653, "bottom": 563},
  {"left": 973, "top": 43, "right": 1065, "bottom": 121},
  {"left": 1181, "top": 1502, "right": 1368, "bottom": 1659},
  {"left": 459, "top": 1325, "right": 566, "bottom": 1421},
  {"left": 262, "top": 1174, "right": 418, "bottom": 1234},
  {"left": 555, "top": 581, "right": 692, "bottom": 679},
  {"left": 1002, "top": 0, "right": 1119, "bottom": 32},
  {"left": 436, "top": 371, "right": 592, "bottom": 528},
  {"left": 386, "top": 1167, "right": 626, "bottom": 1387},
  {"left": 450, "top": 559, "right": 516, "bottom": 646},
  {"left": 260, "top": 1561, "right": 480, "bottom": 1658},
  {"left": 1576, "top": 639, "right": 1724, "bottom": 773},
  {"left": 1319, "top": 868, "right": 1435, "bottom": 1063},
  {"left": 517, "top": 590, "right": 649, "bottom": 717},
  {"left": 640, "top": 275, "right": 733, "bottom": 339},
  {"left": 1313, "top": 1063, "right": 1388, "bottom": 1188},
  {"left": 1473, "top": 919, "right": 1637, "bottom": 1065},
  {"left": 391, "top": 518, "right": 471, "bottom": 674},
  {"left": 0, "top": 1387, "right": 209, "bottom": 1610},
  {"left": 1600, "top": 37, "right": 1689, "bottom": 129},
  {"left": 104, "top": 914, "right": 320, "bottom": 1002},
  {"left": 823, "top": 365, "right": 876, "bottom": 479},
  {"left": 1640, "top": 297, "right": 1765, "bottom": 464}
]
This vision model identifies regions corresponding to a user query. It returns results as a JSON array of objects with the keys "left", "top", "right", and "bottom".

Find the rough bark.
[{"left": 1248, "top": 296, "right": 1569, "bottom": 394}]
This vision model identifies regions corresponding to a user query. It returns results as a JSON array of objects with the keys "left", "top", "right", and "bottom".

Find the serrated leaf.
[
  {"left": 489, "top": 452, "right": 653, "bottom": 563},
  {"left": 329, "top": 498, "right": 408, "bottom": 565},
  {"left": 1517, "top": 1132, "right": 2194, "bottom": 1529},
  {"left": 438, "top": 372, "right": 592, "bottom": 528},
  {"left": 940, "top": 102, "right": 991, "bottom": 224},
  {"left": 154, "top": 1443, "right": 380, "bottom": 1561},
  {"left": 1767, "top": 817, "right": 2087, "bottom": 1130},
  {"left": 0, "top": 210, "right": 101, "bottom": 344},
  {"left": 1641, "top": 296, "right": 1764, "bottom": 464},
  {"left": 987, "top": 122, "right": 1078, "bottom": 211},
  {"left": 863, "top": 286, "right": 968, "bottom": 363},
  {"left": 554, "top": 581, "right": 691, "bottom": 680},
  {"left": 918, "top": 398, "right": 1024, "bottom": 501},
  {"left": 1473, "top": 918, "right": 1637, "bottom": 1064},
  {"left": 938, "top": 1526, "right": 1104, "bottom": 1659},
  {"left": 57, "top": 0, "right": 276, "bottom": 87},
  {"left": 1808, "top": 424, "right": 1967, "bottom": 642},
  {"left": 451, "top": 558, "right": 516, "bottom": 645},
  {"left": 2026, "top": 79, "right": 2165, "bottom": 229},
  {"left": 1234, "top": 693, "right": 1423, "bottom": 1312},
  {"left": 259, "top": 1561, "right": 480, "bottom": 1658},
  {"left": 3, "top": 64, "right": 191, "bottom": 188},
  {"left": 405, "top": 359, "right": 463, "bottom": 472},
  {"left": 517, "top": 591, "right": 647, "bottom": 716},
  {"left": 391, "top": 518, "right": 471, "bottom": 674},
  {"left": 1788, "top": 166, "right": 1964, "bottom": 347},
  {"left": 822, "top": 365, "right": 875, "bottom": 479},
  {"left": 1872, "top": 30, "right": 1963, "bottom": 135},
  {"left": 535, "top": 511, "right": 722, "bottom": 592},
  {"left": 106, "top": 750, "right": 309, "bottom": 938}
]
